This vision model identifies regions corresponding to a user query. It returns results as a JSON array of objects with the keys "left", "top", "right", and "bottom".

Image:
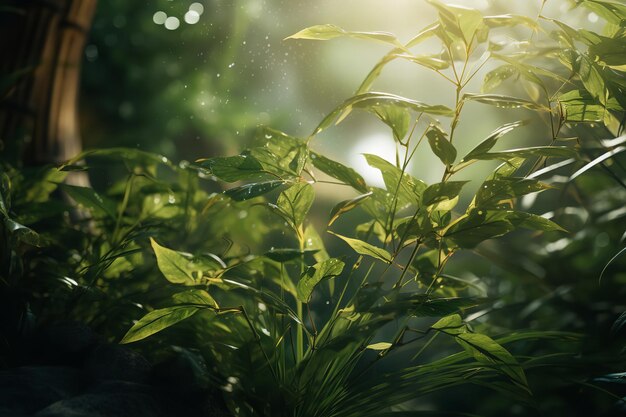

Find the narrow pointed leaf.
[
  {"left": 460, "top": 121, "right": 524, "bottom": 164},
  {"left": 173, "top": 289, "right": 218, "bottom": 308},
  {"left": 297, "top": 258, "right": 345, "bottom": 302},
  {"left": 151, "top": 238, "right": 197, "bottom": 285},
  {"left": 225, "top": 180, "right": 286, "bottom": 201},
  {"left": 277, "top": 182, "right": 314, "bottom": 227},
  {"left": 329, "top": 192, "right": 373, "bottom": 226},
  {"left": 329, "top": 232, "right": 393, "bottom": 264},
  {"left": 423, "top": 181, "right": 468, "bottom": 206},
  {"left": 120, "top": 306, "right": 200, "bottom": 344},
  {"left": 464, "top": 93, "right": 545, "bottom": 110},
  {"left": 194, "top": 154, "right": 265, "bottom": 182},
  {"left": 427, "top": 124, "right": 457, "bottom": 165},
  {"left": 58, "top": 184, "right": 117, "bottom": 219},
  {"left": 314, "top": 92, "right": 454, "bottom": 136},
  {"left": 366, "top": 342, "right": 393, "bottom": 350},
  {"left": 311, "top": 152, "right": 368, "bottom": 192},
  {"left": 456, "top": 332, "right": 528, "bottom": 388}
]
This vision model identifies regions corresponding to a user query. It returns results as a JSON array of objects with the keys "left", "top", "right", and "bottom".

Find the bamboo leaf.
[
  {"left": 456, "top": 332, "right": 528, "bottom": 389},
  {"left": 371, "top": 104, "right": 411, "bottom": 142},
  {"left": 426, "top": 0, "right": 484, "bottom": 46},
  {"left": 297, "top": 258, "right": 345, "bottom": 302},
  {"left": 277, "top": 182, "right": 314, "bottom": 227},
  {"left": 151, "top": 238, "right": 197, "bottom": 285},
  {"left": 427, "top": 124, "right": 457, "bottom": 165},
  {"left": 225, "top": 180, "right": 287, "bottom": 201},
  {"left": 423, "top": 181, "right": 468, "bottom": 206},
  {"left": 464, "top": 93, "right": 546, "bottom": 110},
  {"left": 364, "top": 154, "right": 427, "bottom": 207},
  {"left": 329, "top": 192, "right": 373, "bottom": 226},
  {"left": 445, "top": 210, "right": 515, "bottom": 248},
  {"left": 483, "top": 14, "right": 539, "bottom": 29},
  {"left": 194, "top": 154, "right": 266, "bottom": 182},
  {"left": 314, "top": 92, "right": 454, "bottom": 136},
  {"left": 366, "top": 342, "right": 393, "bottom": 350},
  {"left": 311, "top": 152, "right": 368, "bottom": 192},
  {"left": 482, "top": 65, "right": 518, "bottom": 93},
  {"left": 58, "top": 184, "right": 117, "bottom": 219},
  {"left": 286, "top": 24, "right": 403, "bottom": 48},
  {"left": 120, "top": 306, "right": 200, "bottom": 344},
  {"left": 329, "top": 232, "right": 393, "bottom": 264},
  {"left": 173, "top": 289, "right": 219, "bottom": 308},
  {"left": 460, "top": 121, "right": 525, "bottom": 164}
]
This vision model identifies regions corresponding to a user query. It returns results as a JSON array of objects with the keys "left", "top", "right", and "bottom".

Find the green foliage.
[{"left": 3, "top": 1, "right": 626, "bottom": 416}]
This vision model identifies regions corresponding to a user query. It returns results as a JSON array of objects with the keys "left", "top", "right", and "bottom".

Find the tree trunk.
[{"left": 0, "top": 0, "right": 97, "bottom": 166}]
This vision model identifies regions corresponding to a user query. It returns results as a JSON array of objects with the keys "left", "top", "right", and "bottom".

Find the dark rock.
[
  {"left": 0, "top": 366, "right": 83, "bottom": 415},
  {"left": 32, "top": 321, "right": 101, "bottom": 366},
  {"left": 151, "top": 346, "right": 209, "bottom": 392},
  {"left": 35, "top": 392, "right": 163, "bottom": 417},
  {"left": 83, "top": 344, "right": 151, "bottom": 383}
]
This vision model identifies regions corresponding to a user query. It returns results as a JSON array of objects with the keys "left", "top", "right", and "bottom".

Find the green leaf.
[
  {"left": 426, "top": 124, "right": 457, "bottom": 165},
  {"left": 426, "top": 0, "right": 484, "bottom": 46},
  {"left": 393, "top": 53, "right": 450, "bottom": 71},
  {"left": 329, "top": 232, "right": 393, "bottom": 264},
  {"left": 432, "top": 314, "right": 466, "bottom": 335},
  {"left": 422, "top": 181, "right": 468, "bottom": 207},
  {"left": 371, "top": 104, "right": 410, "bottom": 142},
  {"left": 507, "top": 212, "right": 566, "bottom": 232},
  {"left": 364, "top": 154, "right": 427, "bottom": 207},
  {"left": 456, "top": 332, "right": 528, "bottom": 388},
  {"left": 277, "top": 182, "right": 314, "bottom": 228},
  {"left": 329, "top": 192, "right": 373, "bottom": 226},
  {"left": 355, "top": 23, "right": 441, "bottom": 95},
  {"left": 460, "top": 121, "right": 524, "bottom": 164},
  {"left": 464, "top": 93, "right": 545, "bottom": 110},
  {"left": 58, "top": 184, "right": 117, "bottom": 219},
  {"left": 482, "top": 65, "right": 518, "bottom": 93},
  {"left": 151, "top": 238, "right": 197, "bottom": 285},
  {"left": 314, "top": 92, "right": 454, "bottom": 136},
  {"left": 4, "top": 218, "right": 40, "bottom": 246},
  {"left": 589, "top": 36, "right": 626, "bottom": 68},
  {"left": 558, "top": 89, "right": 605, "bottom": 123},
  {"left": 311, "top": 152, "right": 368, "bottom": 192},
  {"left": 406, "top": 22, "right": 442, "bottom": 48},
  {"left": 445, "top": 210, "right": 514, "bottom": 248},
  {"left": 297, "top": 258, "right": 345, "bottom": 302},
  {"left": 366, "top": 342, "right": 393, "bottom": 350},
  {"left": 286, "top": 24, "right": 403, "bottom": 49},
  {"left": 120, "top": 306, "right": 200, "bottom": 344},
  {"left": 474, "top": 178, "right": 550, "bottom": 209},
  {"left": 252, "top": 127, "right": 308, "bottom": 176},
  {"left": 580, "top": 1, "right": 626, "bottom": 26},
  {"left": 286, "top": 24, "right": 348, "bottom": 40},
  {"left": 225, "top": 180, "right": 286, "bottom": 201},
  {"left": 173, "top": 289, "right": 219, "bottom": 308},
  {"left": 575, "top": 53, "right": 607, "bottom": 105},
  {"left": 194, "top": 154, "right": 266, "bottom": 182},
  {"left": 477, "top": 146, "right": 577, "bottom": 161},
  {"left": 483, "top": 14, "right": 539, "bottom": 29}
]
